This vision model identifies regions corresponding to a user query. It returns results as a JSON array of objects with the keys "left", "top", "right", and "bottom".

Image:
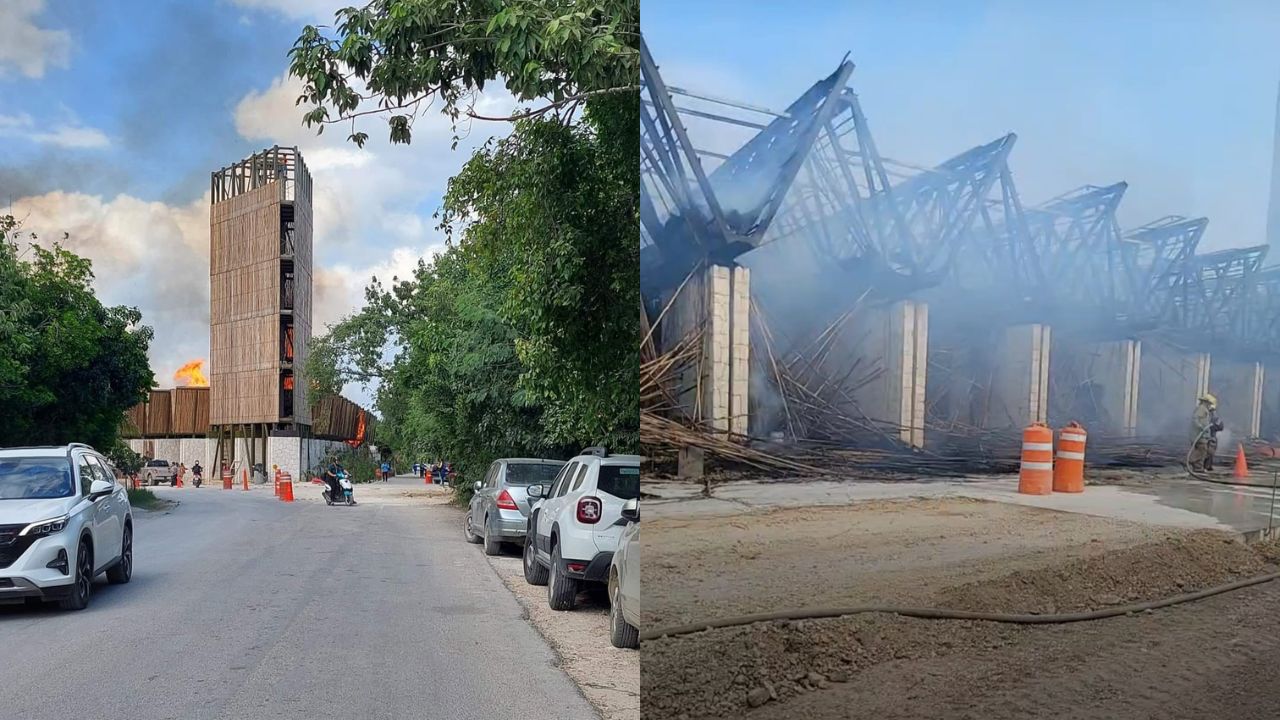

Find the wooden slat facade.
[
  {"left": 171, "top": 387, "right": 211, "bottom": 435},
  {"left": 209, "top": 147, "right": 313, "bottom": 429},
  {"left": 145, "top": 390, "right": 172, "bottom": 436},
  {"left": 292, "top": 172, "right": 313, "bottom": 426}
]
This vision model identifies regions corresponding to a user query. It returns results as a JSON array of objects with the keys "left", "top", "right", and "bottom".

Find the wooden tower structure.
[{"left": 208, "top": 146, "right": 313, "bottom": 472}]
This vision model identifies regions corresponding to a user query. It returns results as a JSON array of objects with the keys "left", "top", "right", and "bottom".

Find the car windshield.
[
  {"left": 0, "top": 457, "right": 74, "bottom": 500},
  {"left": 505, "top": 462, "right": 563, "bottom": 486},
  {"left": 147, "top": 460, "right": 166, "bottom": 467},
  {"left": 597, "top": 465, "right": 640, "bottom": 500}
]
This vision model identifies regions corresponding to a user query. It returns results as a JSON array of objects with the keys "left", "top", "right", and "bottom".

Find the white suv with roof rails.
[
  {"left": 523, "top": 446, "right": 641, "bottom": 610},
  {"left": 0, "top": 444, "right": 133, "bottom": 610}
]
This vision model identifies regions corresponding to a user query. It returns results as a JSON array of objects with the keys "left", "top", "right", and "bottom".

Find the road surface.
[{"left": 0, "top": 476, "right": 599, "bottom": 720}]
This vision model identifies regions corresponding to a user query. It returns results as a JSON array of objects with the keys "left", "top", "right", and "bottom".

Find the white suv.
[
  {"left": 523, "top": 447, "right": 641, "bottom": 610},
  {"left": 0, "top": 444, "right": 133, "bottom": 610}
]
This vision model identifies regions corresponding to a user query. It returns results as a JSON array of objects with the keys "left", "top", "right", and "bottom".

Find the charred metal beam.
[{"left": 639, "top": 37, "right": 852, "bottom": 296}]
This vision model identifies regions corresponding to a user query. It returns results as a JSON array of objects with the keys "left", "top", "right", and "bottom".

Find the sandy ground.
[
  {"left": 644, "top": 498, "right": 1165, "bottom": 628},
  {"left": 642, "top": 497, "right": 1280, "bottom": 720}
]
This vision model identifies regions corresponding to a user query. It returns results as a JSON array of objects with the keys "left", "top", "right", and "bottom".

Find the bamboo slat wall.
[
  {"left": 122, "top": 387, "right": 210, "bottom": 438},
  {"left": 210, "top": 181, "right": 282, "bottom": 425},
  {"left": 172, "top": 387, "right": 211, "bottom": 435},
  {"left": 145, "top": 390, "right": 172, "bottom": 435},
  {"left": 292, "top": 172, "right": 313, "bottom": 426}
]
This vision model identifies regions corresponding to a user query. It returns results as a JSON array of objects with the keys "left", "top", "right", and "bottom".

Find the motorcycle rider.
[
  {"left": 191, "top": 461, "right": 203, "bottom": 488},
  {"left": 323, "top": 459, "right": 345, "bottom": 503}
]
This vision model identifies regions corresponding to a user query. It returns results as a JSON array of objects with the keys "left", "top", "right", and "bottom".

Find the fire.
[{"left": 174, "top": 359, "right": 209, "bottom": 387}]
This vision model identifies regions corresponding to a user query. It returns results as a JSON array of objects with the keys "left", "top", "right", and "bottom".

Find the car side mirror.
[
  {"left": 88, "top": 479, "right": 114, "bottom": 500},
  {"left": 527, "top": 484, "right": 544, "bottom": 499},
  {"left": 621, "top": 498, "right": 639, "bottom": 523}
]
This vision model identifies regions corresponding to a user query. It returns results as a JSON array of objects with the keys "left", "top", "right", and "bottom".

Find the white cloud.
[
  {"left": 0, "top": 0, "right": 71, "bottom": 78},
  {"left": 11, "top": 191, "right": 210, "bottom": 385},
  {"left": 0, "top": 113, "right": 110, "bottom": 149},
  {"left": 232, "top": 71, "right": 513, "bottom": 409}
]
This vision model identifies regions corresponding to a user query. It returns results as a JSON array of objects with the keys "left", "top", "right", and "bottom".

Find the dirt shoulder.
[{"left": 642, "top": 496, "right": 1275, "bottom": 720}]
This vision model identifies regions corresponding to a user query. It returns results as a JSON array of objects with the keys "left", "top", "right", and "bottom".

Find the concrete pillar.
[
  {"left": 730, "top": 266, "right": 751, "bottom": 436},
  {"left": 661, "top": 264, "right": 750, "bottom": 434},
  {"left": 1211, "top": 359, "right": 1264, "bottom": 439},
  {"left": 1263, "top": 365, "right": 1280, "bottom": 441},
  {"left": 993, "top": 323, "right": 1051, "bottom": 427},
  {"left": 849, "top": 300, "right": 929, "bottom": 448}
]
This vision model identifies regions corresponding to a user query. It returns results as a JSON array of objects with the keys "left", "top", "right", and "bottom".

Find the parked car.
[
  {"left": 609, "top": 498, "right": 640, "bottom": 648},
  {"left": 523, "top": 446, "right": 641, "bottom": 610},
  {"left": 0, "top": 443, "right": 134, "bottom": 610},
  {"left": 142, "top": 459, "right": 177, "bottom": 486},
  {"left": 465, "top": 458, "right": 565, "bottom": 555}
]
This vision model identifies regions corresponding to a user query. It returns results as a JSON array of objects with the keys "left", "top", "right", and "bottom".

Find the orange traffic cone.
[
  {"left": 242, "top": 468, "right": 250, "bottom": 491},
  {"left": 1234, "top": 443, "right": 1250, "bottom": 479}
]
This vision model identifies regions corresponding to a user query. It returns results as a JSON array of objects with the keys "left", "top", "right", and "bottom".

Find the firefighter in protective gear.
[{"left": 1189, "top": 393, "right": 1223, "bottom": 472}]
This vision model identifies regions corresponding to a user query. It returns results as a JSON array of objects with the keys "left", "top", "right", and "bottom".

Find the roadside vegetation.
[
  {"left": 0, "top": 216, "right": 154, "bottom": 451},
  {"left": 294, "top": 0, "right": 639, "bottom": 501},
  {"left": 127, "top": 488, "right": 166, "bottom": 511}
]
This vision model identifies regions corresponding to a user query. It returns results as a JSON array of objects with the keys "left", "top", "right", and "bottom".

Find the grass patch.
[{"left": 127, "top": 488, "right": 171, "bottom": 511}]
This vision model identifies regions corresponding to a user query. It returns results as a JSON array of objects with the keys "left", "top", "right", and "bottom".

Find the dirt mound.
[
  {"left": 642, "top": 614, "right": 1024, "bottom": 720},
  {"left": 936, "top": 529, "right": 1270, "bottom": 614},
  {"left": 642, "top": 529, "right": 1279, "bottom": 720}
]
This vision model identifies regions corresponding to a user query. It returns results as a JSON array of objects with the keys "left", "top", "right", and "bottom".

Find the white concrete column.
[{"left": 729, "top": 266, "right": 751, "bottom": 436}]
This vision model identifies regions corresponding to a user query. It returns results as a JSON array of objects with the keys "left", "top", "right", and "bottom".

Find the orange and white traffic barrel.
[
  {"left": 279, "top": 472, "right": 294, "bottom": 502},
  {"left": 1053, "top": 421, "right": 1087, "bottom": 493},
  {"left": 222, "top": 470, "right": 233, "bottom": 490},
  {"left": 1018, "top": 423, "right": 1054, "bottom": 495}
]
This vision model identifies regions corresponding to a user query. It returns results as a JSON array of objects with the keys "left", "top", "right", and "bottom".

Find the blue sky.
[
  {"left": 1, "top": 0, "right": 515, "bottom": 408},
  {"left": 642, "top": 0, "right": 1280, "bottom": 254}
]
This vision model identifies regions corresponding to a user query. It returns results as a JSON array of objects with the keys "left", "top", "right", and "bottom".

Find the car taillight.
[
  {"left": 577, "top": 496, "right": 602, "bottom": 524},
  {"left": 496, "top": 489, "right": 518, "bottom": 510}
]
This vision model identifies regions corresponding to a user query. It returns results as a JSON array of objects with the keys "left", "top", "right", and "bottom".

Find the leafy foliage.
[
  {"left": 0, "top": 216, "right": 155, "bottom": 450},
  {"left": 295, "top": 1, "right": 637, "bottom": 502},
  {"left": 288, "top": 0, "right": 639, "bottom": 145},
  {"left": 107, "top": 441, "right": 145, "bottom": 476},
  {"left": 439, "top": 94, "right": 638, "bottom": 449}
]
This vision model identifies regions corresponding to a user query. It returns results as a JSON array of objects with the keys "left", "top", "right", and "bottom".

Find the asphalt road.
[{"left": 0, "top": 477, "right": 599, "bottom": 720}]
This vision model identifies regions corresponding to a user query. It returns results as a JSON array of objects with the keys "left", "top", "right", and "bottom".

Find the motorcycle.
[
  {"left": 192, "top": 471, "right": 203, "bottom": 488},
  {"left": 323, "top": 470, "right": 356, "bottom": 506}
]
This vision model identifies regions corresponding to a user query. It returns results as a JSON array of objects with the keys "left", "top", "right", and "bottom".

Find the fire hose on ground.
[{"left": 639, "top": 570, "right": 1280, "bottom": 642}]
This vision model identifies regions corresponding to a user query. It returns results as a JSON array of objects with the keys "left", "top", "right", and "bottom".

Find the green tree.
[
  {"left": 294, "top": 0, "right": 638, "bottom": 500},
  {"left": 440, "top": 95, "right": 638, "bottom": 449},
  {"left": 0, "top": 216, "right": 155, "bottom": 450},
  {"left": 288, "top": 0, "right": 638, "bottom": 145}
]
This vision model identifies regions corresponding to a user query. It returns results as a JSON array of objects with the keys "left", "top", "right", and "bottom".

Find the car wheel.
[
  {"left": 523, "top": 534, "right": 549, "bottom": 586},
  {"left": 58, "top": 540, "right": 92, "bottom": 611},
  {"left": 464, "top": 513, "right": 482, "bottom": 544},
  {"left": 547, "top": 544, "right": 578, "bottom": 611},
  {"left": 609, "top": 572, "right": 639, "bottom": 649},
  {"left": 482, "top": 516, "right": 502, "bottom": 556},
  {"left": 107, "top": 525, "right": 132, "bottom": 584}
]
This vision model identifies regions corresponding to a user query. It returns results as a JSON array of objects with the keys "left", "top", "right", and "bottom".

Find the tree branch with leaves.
[{"left": 288, "top": 0, "right": 639, "bottom": 146}]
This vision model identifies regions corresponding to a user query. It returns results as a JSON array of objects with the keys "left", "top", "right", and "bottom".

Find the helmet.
[{"left": 1200, "top": 393, "right": 1217, "bottom": 406}]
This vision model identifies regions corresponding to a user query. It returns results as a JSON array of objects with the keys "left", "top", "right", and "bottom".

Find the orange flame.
[{"left": 174, "top": 360, "right": 209, "bottom": 387}]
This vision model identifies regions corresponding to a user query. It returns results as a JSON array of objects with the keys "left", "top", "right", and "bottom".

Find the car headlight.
[{"left": 19, "top": 515, "right": 70, "bottom": 538}]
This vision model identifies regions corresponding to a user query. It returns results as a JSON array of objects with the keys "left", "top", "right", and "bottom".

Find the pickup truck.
[{"left": 142, "top": 459, "right": 178, "bottom": 486}]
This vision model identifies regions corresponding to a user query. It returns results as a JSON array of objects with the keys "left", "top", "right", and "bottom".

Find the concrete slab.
[{"left": 645, "top": 472, "right": 1280, "bottom": 539}]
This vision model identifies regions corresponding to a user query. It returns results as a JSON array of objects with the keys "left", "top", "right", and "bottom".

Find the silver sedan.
[{"left": 465, "top": 458, "right": 565, "bottom": 555}]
